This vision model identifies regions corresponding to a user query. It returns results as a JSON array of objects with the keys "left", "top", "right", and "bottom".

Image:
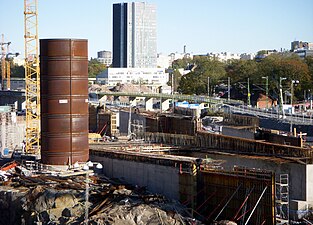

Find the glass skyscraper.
[{"left": 112, "top": 2, "right": 157, "bottom": 68}]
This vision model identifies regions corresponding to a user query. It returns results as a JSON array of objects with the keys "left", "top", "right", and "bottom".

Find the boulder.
[{"left": 55, "top": 193, "right": 77, "bottom": 208}]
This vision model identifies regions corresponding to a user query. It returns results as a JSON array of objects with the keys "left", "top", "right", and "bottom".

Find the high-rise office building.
[{"left": 112, "top": 2, "right": 157, "bottom": 68}]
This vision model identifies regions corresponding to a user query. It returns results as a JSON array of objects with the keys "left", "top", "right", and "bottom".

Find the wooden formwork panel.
[
  {"left": 170, "top": 117, "right": 196, "bottom": 135},
  {"left": 146, "top": 117, "right": 158, "bottom": 133},
  {"left": 223, "top": 113, "right": 259, "bottom": 127},
  {"left": 198, "top": 169, "right": 274, "bottom": 224},
  {"left": 141, "top": 132, "right": 196, "bottom": 146},
  {"left": 89, "top": 105, "right": 98, "bottom": 132},
  {"left": 196, "top": 131, "right": 313, "bottom": 159},
  {"left": 98, "top": 113, "right": 111, "bottom": 135},
  {"left": 159, "top": 116, "right": 170, "bottom": 133}
]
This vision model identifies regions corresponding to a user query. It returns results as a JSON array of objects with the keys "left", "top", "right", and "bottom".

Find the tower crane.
[
  {"left": 24, "top": 0, "right": 40, "bottom": 155},
  {"left": 0, "top": 34, "right": 11, "bottom": 90}
]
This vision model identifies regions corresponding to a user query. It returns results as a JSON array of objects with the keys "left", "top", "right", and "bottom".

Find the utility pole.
[
  {"left": 207, "top": 77, "right": 210, "bottom": 96},
  {"left": 247, "top": 78, "right": 251, "bottom": 106},
  {"left": 172, "top": 72, "right": 174, "bottom": 95},
  {"left": 279, "top": 77, "right": 287, "bottom": 118},
  {"left": 128, "top": 104, "right": 132, "bottom": 137},
  {"left": 290, "top": 80, "right": 299, "bottom": 133},
  {"left": 262, "top": 76, "right": 269, "bottom": 109},
  {"left": 227, "top": 77, "right": 230, "bottom": 101}
]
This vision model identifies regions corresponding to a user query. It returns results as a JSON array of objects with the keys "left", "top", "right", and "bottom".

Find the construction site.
[{"left": 1, "top": 1, "right": 313, "bottom": 225}]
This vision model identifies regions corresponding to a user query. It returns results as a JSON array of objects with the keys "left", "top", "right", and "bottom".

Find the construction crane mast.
[
  {"left": 1, "top": 34, "right": 11, "bottom": 90},
  {"left": 24, "top": 0, "right": 40, "bottom": 155}
]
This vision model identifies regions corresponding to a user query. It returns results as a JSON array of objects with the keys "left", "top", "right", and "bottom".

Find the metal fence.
[{"left": 224, "top": 104, "right": 313, "bottom": 125}]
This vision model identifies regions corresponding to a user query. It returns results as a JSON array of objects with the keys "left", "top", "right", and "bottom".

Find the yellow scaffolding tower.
[
  {"left": 24, "top": 0, "right": 40, "bottom": 155},
  {"left": 1, "top": 34, "right": 6, "bottom": 90},
  {"left": 1, "top": 34, "right": 11, "bottom": 90}
]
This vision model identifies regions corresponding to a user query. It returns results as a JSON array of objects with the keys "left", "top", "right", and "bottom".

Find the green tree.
[
  {"left": 226, "top": 59, "right": 258, "bottom": 83},
  {"left": 178, "top": 56, "right": 226, "bottom": 95},
  {"left": 171, "top": 57, "right": 192, "bottom": 70},
  {"left": 11, "top": 64, "right": 25, "bottom": 78},
  {"left": 257, "top": 54, "right": 311, "bottom": 99},
  {"left": 88, "top": 58, "right": 107, "bottom": 78},
  {"left": 178, "top": 71, "right": 201, "bottom": 94},
  {"left": 177, "top": 54, "right": 312, "bottom": 101},
  {"left": 167, "top": 69, "right": 182, "bottom": 93},
  {"left": 305, "top": 56, "right": 313, "bottom": 85},
  {"left": 0, "top": 62, "right": 25, "bottom": 81}
]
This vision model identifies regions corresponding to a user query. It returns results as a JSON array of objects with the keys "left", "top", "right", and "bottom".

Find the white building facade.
[
  {"left": 240, "top": 53, "right": 255, "bottom": 60},
  {"left": 97, "top": 50, "right": 112, "bottom": 67},
  {"left": 97, "top": 68, "right": 169, "bottom": 86},
  {"left": 157, "top": 52, "right": 193, "bottom": 69},
  {"left": 207, "top": 52, "right": 240, "bottom": 62}
]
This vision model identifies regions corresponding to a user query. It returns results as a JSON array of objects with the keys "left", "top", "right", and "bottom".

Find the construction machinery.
[
  {"left": 0, "top": 34, "right": 11, "bottom": 90},
  {"left": 24, "top": 0, "right": 40, "bottom": 155}
]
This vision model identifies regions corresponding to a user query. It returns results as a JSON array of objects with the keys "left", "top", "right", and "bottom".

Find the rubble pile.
[
  {"left": 88, "top": 83, "right": 153, "bottom": 94},
  {"left": 88, "top": 84, "right": 112, "bottom": 93},
  {"left": 0, "top": 164, "right": 200, "bottom": 225},
  {"left": 110, "top": 83, "right": 152, "bottom": 93}
]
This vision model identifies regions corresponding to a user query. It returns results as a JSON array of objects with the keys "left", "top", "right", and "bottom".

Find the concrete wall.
[
  {"left": 223, "top": 113, "right": 259, "bottom": 127},
  {"left": 189, "top": 152, "right": 307, "bottom": 202},
  {"left": 257, "top": 129, "right": 302, "bottom": 147},
  {"left": 119, "top": 110, "right": 146, "bottom": 135},
  {"left": 307, "top": 165, "right": 313, "bottom": 201},
  {"left": 260, "top": 117, "right": 313, "bottom": 136},
  {"left": 221, "top": 126, "right": 255, "bottom": 140},
  {"left": 91, "top": 155, "right": 180, "bottom": 200}
]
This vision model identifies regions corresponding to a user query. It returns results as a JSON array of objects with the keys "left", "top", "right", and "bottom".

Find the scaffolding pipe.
[
  {"left": 207, "top": 195, "right": 228, "bottom": 220},
  {"left": 244, "top": 186, "right": 268, "bottom": 225},
  {"left": 236, "top": 208, "right": 252, "bottom": 221},
  {"left": 196, "top": 191, "right": 216, "bottom": 211},
  {"left": 303, "top": 218, "right": 313, "bottom": 225},
  {"left": 233, "top": 186, "right": 255, "bottom": 220},
  {"left": 182, "top": 187, "right": 205, "bottom": 205},
  {"left": 214, "top": 184, "right": 242, "bottom": 221}
]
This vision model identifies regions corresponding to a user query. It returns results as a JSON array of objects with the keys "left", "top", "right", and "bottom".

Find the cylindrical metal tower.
[{"left": 40, "top": 39, "right": 89, "bottom": 165}]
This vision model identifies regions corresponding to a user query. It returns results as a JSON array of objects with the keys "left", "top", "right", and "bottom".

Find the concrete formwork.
[
  {"left": 196, "top": 131, "right": 313, "bottom": 159},
  {"left": 136, "top": 131, "right": 313, "bottom": 219},
  {"left": 183, "top": 152, "right": 307, "bottom": 202},
  {"left": 90, "top": 149, "right": 195, "bottom": 201},
  {"left": 198, "top": 167, "right": 274, "bottom": 224},
  {"left": 139, "top": 131, "right": 313, "bottom": 160},
  {"left": 223, "top": 113, "right": 259, "bottom": 127},
  {"left": 90, "top": 148, "right": 276, "bottom": 223}
]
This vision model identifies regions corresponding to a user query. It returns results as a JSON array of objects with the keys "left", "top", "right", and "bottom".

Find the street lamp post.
[
  {"left": 83, "top": 161, "right": 103, "bottom": 225},
  {"left": 279, "top": 77, "right": 287, "bottom": 118},
  {"left": 171, "top": 72, "right": 174, "bottom": 95},
  {"left": 308, "top": 89, "right": 312, "bottom": 109},
  {"left": 247, "top": 78, "right": 251, "bottom": 106},
  {"left": 207, "top": 77, "right": 210, "bottom": 96},
  {"left": 290, "top": 80, "right": 299, "bottom": 133},
  {"left": 227, "top": 77, "right": 230, "bottom": 101},
  {"left": 262, "top": 76, "right": 268, "bottom": 109}
]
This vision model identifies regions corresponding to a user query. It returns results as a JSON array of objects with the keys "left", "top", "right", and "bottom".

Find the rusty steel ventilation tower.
[{"left": 40, "top": 39, "right": 89, "bottom": 165}]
